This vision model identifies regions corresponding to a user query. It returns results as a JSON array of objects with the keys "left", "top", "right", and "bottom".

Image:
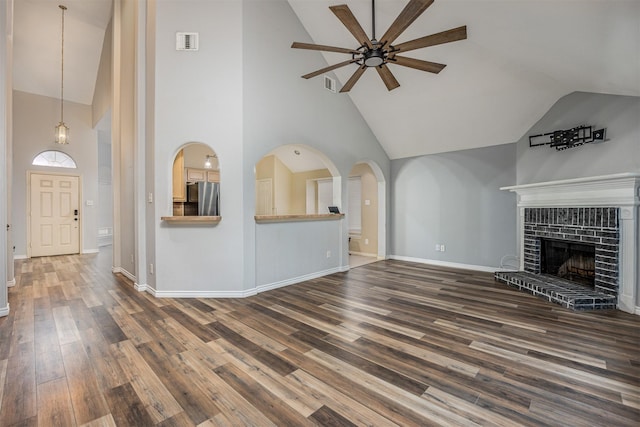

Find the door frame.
[{"left": 26, "top": 170, "right": 83, "bottom": 258}]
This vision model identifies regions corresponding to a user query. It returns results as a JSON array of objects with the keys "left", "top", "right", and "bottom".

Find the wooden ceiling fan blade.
[
  {"left": 390, "top": 55, "right": 446, "bottom": 74},
  {"left": 375, "top": 64, "right": 400, "bottom": 91},
  {"left": 391, "top": 26, "right": 467, "bottom": 54},
  {"left": 329, "top": 5, "right": 373, "bottom": 49},
  {"left": 340, "top": 66, "right": 367, "bottom": 93},
  {"left": 379, "top": 0, "right": 434, "bottom": 47},
  {"left": 301, "top": 59, "right": 356, "bottom": 79},
  {"left": 291, "top": 42, "right": 359, "bottom": 55}
]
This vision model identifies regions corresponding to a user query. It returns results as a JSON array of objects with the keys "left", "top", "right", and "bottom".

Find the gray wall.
[
  {"left": 152, "top": 0, "right": 245, "bottom": 294},
  {"left": 12, "top": 91, "right": 99, "bottom": 257},
  {"left": 391, "top": 143, "right": 517, "bottom": 269},
  {"left": 517, "top": 92, "right": 640, "bottom": 184},
  {"left": 243, "top": 0, "right": 391, "bottom": 288},
  {"left": 1, "top": 0, "right": 11, "bottom": 315}
]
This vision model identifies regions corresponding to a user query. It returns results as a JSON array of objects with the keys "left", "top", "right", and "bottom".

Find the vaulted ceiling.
[
  {"left": 12, "top": 0, "right": 640, "bottom": 159},
  {"left": 288, "top": 0, "right": 640, "bottom": 157}
]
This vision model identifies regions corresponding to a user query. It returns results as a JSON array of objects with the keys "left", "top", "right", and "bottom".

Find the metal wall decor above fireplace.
[{"left": 529, "top": 125, "right": 606, "bottom": 151}]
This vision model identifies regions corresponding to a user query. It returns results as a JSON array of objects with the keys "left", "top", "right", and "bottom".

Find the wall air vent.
[
  {"left": 176, "top": 32, "right": 199, "bottom": 51},
  {"left": 324, "top": 75, "right": 337, "bottom": 93}
]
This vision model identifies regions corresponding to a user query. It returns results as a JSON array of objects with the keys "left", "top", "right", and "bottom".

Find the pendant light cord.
[{"left": 59, "top": 5, "right": 66, "bottom": 124}]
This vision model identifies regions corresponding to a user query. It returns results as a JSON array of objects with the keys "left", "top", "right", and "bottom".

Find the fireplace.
[
  {"left": 495, "top": 173, "right": 640, "bottom": 314},
  {"left": 541, "top": 239, "right": 595, "bottom": 287}
]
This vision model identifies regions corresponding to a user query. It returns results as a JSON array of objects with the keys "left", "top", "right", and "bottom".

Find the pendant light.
[
  {"left": 204, "top": 155, "right": 214, "bottom": 169},
  {"left": 55, "top": 5, "right": 69, "bottom": 144}
]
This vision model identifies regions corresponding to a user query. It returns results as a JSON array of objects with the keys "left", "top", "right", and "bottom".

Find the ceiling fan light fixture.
[
  {"left": 292, "top": 0, "right": 467, "bottom": 92},
  {"left": 364, "top": 49, "right": 385, "bottom": 67}
]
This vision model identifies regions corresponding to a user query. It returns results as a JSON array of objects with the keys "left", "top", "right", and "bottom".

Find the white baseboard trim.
[
  {"left": 112, "top": 267, "right": 136, "bottom": 283},
  {"left": 349, "top": 251, "right": 377, "bottom": 257},
  {"left": 14, "top": 254, "right": 27, "bottom": 260},
  {"left": 134, "top": 283, "right": 148, "bottom": 292},
  {"left": 0, "top": 304, "right": 9, "bottom": 317},
  {"left": 7, "top": 278, "right": 15, "bottom": 288},
  {"left": 256, "top": 267, "right": 342, "bottom": 294},
  {"left": 150, "top": 288, "right": 257, "bottom": 299},
  {"left": 82, "top": 249, "right": 100, "bottom": 254},
  {"left": 634, "top": 306, "right": 640, "bottom": 316},
  {"left": 340, "top": 265, "right": 350, "bottom": 272},
  {"left": 389, "top": 255, "right": 499, "bottom": 273},
  {"left": 146, "top": 267, "right": 344, "bottom": 299}
]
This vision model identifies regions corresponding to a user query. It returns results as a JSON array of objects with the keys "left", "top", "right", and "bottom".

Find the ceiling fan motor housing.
[{"left": 363, "top": 42, "right": 385, "bottom": 67}]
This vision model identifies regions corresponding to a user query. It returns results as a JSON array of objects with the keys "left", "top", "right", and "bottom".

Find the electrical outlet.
[
  {"left": 149, "top": 263, "right": 154, "bottom": 274},
  {"left": 326, "top": 250, "right": 331, "bottom": 258},
  {"left": 148, "top": 192, "right": 153, "bottom": 203},
  {"left": 441, "top": 245, "right": 446, "bottom": 252},
  {"left": 435, "top": 244, "right": 441, "bottom": 251},
  {"left": 365, "top": 238, "right": 369, "bottom": 245}
]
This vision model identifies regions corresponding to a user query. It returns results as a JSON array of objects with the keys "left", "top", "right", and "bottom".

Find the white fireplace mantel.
[
  {"left": 501, "top": 173, "right": 640, "bottom": 315},
  {"left": 501, "top": 173, "right": 640, "bottom": 209}
]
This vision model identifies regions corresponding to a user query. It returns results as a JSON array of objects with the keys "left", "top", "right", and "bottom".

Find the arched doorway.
[{"left": 348, "top": 160, "right": 386, "bottom": 267}]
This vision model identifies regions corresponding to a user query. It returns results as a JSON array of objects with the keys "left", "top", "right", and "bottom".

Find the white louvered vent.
[
  {"left": 324, "top": 75, "right": 337, "bottom": 93},
  {"left": 176, "top": 32, "right": 199, "bottom": 51}
]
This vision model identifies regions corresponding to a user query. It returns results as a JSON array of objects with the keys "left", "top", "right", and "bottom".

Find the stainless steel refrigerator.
[{"left": 197, "top": 181, "right": 220, "bottom": 216}]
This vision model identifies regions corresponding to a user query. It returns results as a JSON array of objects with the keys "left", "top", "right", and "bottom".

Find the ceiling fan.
[{"left": 291, "top": 0, "right": 467, "bottom": 92}]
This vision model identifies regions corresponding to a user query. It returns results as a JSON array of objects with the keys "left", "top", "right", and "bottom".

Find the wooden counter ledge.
[
  {"left": 255, "top": 213, "right": 344, "bottom": 223},
  {"left": 161, "top": 216, "right": 222, "bottom": 224}
]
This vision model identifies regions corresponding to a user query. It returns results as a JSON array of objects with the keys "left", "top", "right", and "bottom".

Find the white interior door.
[
  {"left": 316, "top": 178, "right": 333, "bottom": 214},
  {"left": 30, "top": 173, "right": 80, "bottom": 257},
  {"left": 256, "top": 178, "right": 273, "bottom": 215}
]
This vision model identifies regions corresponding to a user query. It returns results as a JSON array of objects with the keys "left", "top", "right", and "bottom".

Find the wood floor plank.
[
  {"left": 213, "top": 362, "right": 314, "bottom": 426},
  {"left": 0, "top": 341, "right": 37, "bottom": 425},
  {"left": 110, "top": 340, "right": 183, "bottom": 424},
  {"left": 78, "top": 327, "right": 129, "bottom": 392},
  {"left": 52, "top": 305, "right": 81, "bottom": 345},
  {"left": 137, "top": 340, "right": 221, "bottom": 425},
  {"left": 5, "top": 251, "right": 640, "bottom": 427},
  {"left": 104, "top": 382, "right": 155, "bottom": 427},
  {"left": 37, "top": 377, "right": 76, "bottom": 427},
  {"left": 60, "top": 340, "right": 111, "bottom": 425}
]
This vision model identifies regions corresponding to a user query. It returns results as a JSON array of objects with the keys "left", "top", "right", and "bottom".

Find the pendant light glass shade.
[
  {"left": 55, "top": 5, "right": 69, "bottom": 144},
  {"left": 55, "top": 122, "right": 69, "bottom": 144}
]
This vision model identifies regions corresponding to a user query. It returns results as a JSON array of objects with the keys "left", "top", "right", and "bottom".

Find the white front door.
[{"left": 29, "top": 173, "right": 80, "bottom": 257}]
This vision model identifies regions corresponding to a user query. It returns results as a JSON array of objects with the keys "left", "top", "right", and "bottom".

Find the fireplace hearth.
[
  {"left": 496, "top": 206, "right": 619, "bottom": 311},
  {"left": 498, "top": 173, "right": 640, "bottom": 314}
]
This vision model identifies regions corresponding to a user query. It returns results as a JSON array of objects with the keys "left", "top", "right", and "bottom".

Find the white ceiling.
[
  {"left": 270, "top": 144, "right": 330, "bottom": 173},
  {"left": 288, "top": 0, "right": 640, "bottom": 158},
  {"left": 13, "top": 0, "right": 112, "bottom": 105},
  {"left": 11, "top": 0, "right": 640, "bottom": 160}
]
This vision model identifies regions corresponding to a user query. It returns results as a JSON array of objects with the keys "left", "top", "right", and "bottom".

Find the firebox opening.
[{"left": 541, "top": 239, "right": 596, "bottom": 287}]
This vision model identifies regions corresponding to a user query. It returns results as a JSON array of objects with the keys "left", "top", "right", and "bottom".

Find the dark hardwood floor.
[{"left": 1, "top": 249, "right": 638, "bottom": 426}]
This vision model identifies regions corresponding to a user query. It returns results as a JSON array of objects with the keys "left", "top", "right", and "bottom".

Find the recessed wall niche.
[{"left": 172, "top": 143, "right": 220, "bottom": 217}]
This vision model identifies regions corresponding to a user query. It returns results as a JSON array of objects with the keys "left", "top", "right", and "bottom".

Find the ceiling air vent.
[
  {"left": 176, "top": 32, "right": 199, "bottom": 51},
  {"left": 324, "top": 75, "right": 337, "bottom": 93}
]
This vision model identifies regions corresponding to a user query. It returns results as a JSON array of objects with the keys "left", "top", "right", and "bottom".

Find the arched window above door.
[{"left": 32, "top": 150, "right": 77, "bottom": 169}]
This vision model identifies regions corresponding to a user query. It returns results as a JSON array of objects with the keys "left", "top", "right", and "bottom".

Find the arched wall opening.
[
  {"left": 255, "top": 144, "right": 341, "bottom": 216},
  {"left": 171, "top": 142, "right": 220, "bottom": 217},
  {"left": 349, "top": 160, "right": 386, "bottom": 261}
]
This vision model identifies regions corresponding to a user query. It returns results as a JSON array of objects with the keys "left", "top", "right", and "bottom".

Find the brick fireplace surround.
[{"left": 496, "top": 173, "right": 640, "bottom": 314}]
